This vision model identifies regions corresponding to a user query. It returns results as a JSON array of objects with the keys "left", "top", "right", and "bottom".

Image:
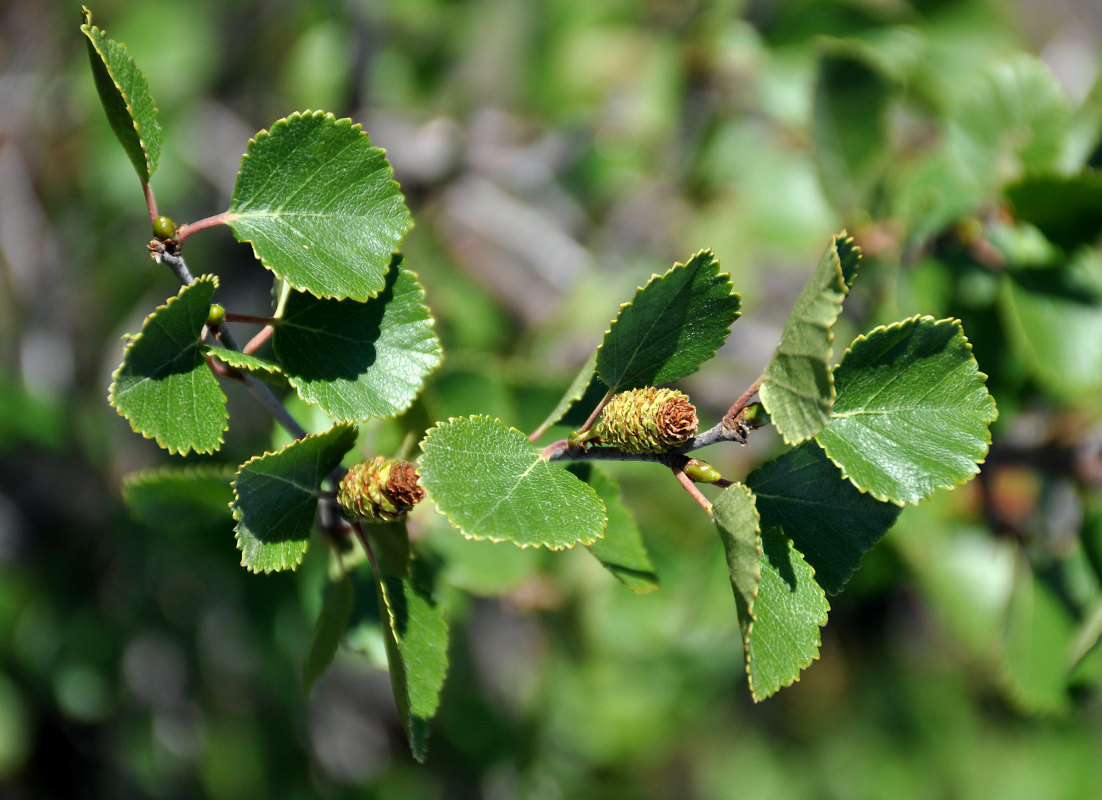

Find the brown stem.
[
  {"left": 175, "top": 212, "right": 232, "bottom": 244},
  {"left": 144, "top": 182, "right": 158, "bottom": 226},
  {"left": 225, "top": 312, "right": 280, "bottom": 326},
  {"left": 723, "top": 376, "right": 762, "bottom": 428},
  {"left": 244, "top": 325, "right": 275, "bottom": 356},
  {"left": 673, "top": 466, "right": 712, "bottom": 512}
]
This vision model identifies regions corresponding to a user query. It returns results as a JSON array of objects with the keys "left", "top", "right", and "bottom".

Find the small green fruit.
[
  {"left": 206, "top": 304, "right": 226, "bottom": 327},
  {"left": 152, "top": 215, "right": 177, "bottom": 240}
]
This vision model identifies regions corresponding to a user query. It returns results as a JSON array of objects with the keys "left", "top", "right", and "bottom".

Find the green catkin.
[
  {"left": 337, "top": 456, "right": 425, "bottom": 523},
  {"left": 595, "top": 387, "right": 698, "bottom": 453}
]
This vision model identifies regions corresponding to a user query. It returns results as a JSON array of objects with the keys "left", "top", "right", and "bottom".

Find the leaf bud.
[
  {"left": 206, "top": 303, "right": 226, "bottom": 326},
  {"left": 742, "top": 402, "right": 770, "bottom": 429},
  {"left": 683, "top": 458, "right": 723, "bottom": 483},
  {"left": 337, "top": 456, "right": 425, "bottom": 523},
  {"left": 152, "top": 215, "right": 177, "bottom": 240},
  {"left": 595, "top": 387, "right": 698, "bottom": 453}
]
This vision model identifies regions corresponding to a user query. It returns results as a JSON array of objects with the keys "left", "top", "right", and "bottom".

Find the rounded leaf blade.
[
  {"left": 108, "top": 276, "right": 227, "bottom": 455},
  {"left": 227, "top": 111, "right": 413, "bottom": 301},
  {"left": 418, "top": 416, "right": 607, "bottom": 550},
  {"left": 815, "top": 316, "right": 998, "bottom": 505}
]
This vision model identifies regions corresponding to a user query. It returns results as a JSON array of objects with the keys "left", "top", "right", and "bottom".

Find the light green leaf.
[
  {"left": 953, "top": 54, "right": 1073, "bottom": 188},
  {"left": 227, "top": 111, "right": 413, "bottom": 301},
  {"left": 760, "top": 232, "right": 861, "bottom": 445},
  {"left": 304, "top": 575, "right": 353, "bottom": 694},
  {"left": 815, "top": 316, "right": 998, "bottom": 506},
  {"left": 813, "top": 46, "right": 892, "bottom": 217},
  {"left": 569, "top": 463, "right": 658, "bottom": 593},
  {"left": 376, "top": 573, "right": 449, "bottom": 762},
  {"left": 1003, "top": 559, "right": 1075, "bottom": 715},
  {"left": 418, "top": 416, "right": 607, "bottom": 550},
  {"left": 713, "top": 485, "right": 828, "bottom": 700},
  {"left": 231, "top": 424, "right": 357, "bottom": 573},
  {"left": 1000, "top": 251, "right": 1102, "bottom": 396},
  {"left": 531, "top": 351, "right": 600, "bottom": 439},
  {"left": 121, "top": 464, "right": 236, "bottom": 532},
  {"left": 274, "top": 261, "right": 441, "bottom": 421},
  {"left": 109, "top": 276, "right": 227, "bottom": 455},
  {"left": 597, "top": 250, "right": 741, "bottom": 391},
  {"left": 746, "top": 441, "right": 901, "bottom": 594},
  {"left": 747, "top": 529, "right": 829, "bottom": 701},
  {"left": 204, "top": 345, "right": 284, "bottom": 382},
  {"left": 80, "top": 7, "right": 161, "bottom": 183}
]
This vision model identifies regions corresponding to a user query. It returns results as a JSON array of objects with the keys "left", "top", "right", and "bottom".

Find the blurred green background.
[{"left": 3, "top": 0, "right": 1102, "bottom": 797}]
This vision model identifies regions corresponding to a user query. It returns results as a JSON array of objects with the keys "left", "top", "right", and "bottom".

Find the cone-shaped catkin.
[
  {"left": 595, "top": 387, "right": 698, "bottom": 453},
  {"left": 337, "top": 456, "right": 425, "bottom": 523}
]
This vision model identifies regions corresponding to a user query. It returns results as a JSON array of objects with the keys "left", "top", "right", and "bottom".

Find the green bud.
[
  {"left": 595, "top": 387, "right": 698, "bottom": 453},
  {"left": 337, "top": 456, "right": 425, "bottom": 523},
  {"left": 206, "top": 303, "right": 225, "bottom": 326},
  {"left": 742, "top": 402, "right": 770, "bottom": 429},
  {"left": 152, "top": 215, "right": 177, "bottom": 240},
  {"left": 683, "top": 458, "right": 723, "bottom": 483}
]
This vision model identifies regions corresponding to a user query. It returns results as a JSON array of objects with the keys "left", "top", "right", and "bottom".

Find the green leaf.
[
  {"left": 273, "top": 261, "right": 441, "bottom": 421},
  {"left": 376, "top": 573, "right": 449, "bottom": 762},
  {"left": 569, "top": 463, "right": 658, "bottom": 593},
  {"left": 204, "top": 345, "right": 284, "bottom": 382},
  {"left": 418, "top": 416, "right": 607, "bottom": 550},
  {"left": 1002, "top": 560, "right": 1075, "bottom": 715},
  {"left": 746, "top": 441, "right": 901, "bottom": 594},
  {"left": 815, "top": 316, "right": 997, "bottom": 506},
  {"left": 231, "top": 424, "right": 357, "bottom": 573},
  {"left": 531, "top": 351, "right": 600, "bottom": 439},
  {"left": 760, "top": 232, "right": 861, "bottom": 445},
  {"left": 304, "top": 575, "right": 353, "bottom": 694},
  {"left": 953, "top": 55, "right": 1072, "bottom": 188},
  {"left": 713, "top": 483, "right": 762, "bottom": 649},
  {"left": 121, "top": 464, "right": 235, "bottom": 531},
  {"left": 80, "top": 7, "right": 161, "bottom": 183},
  {"left": 109, "top": 276, "right": 227, "bottom": 455},
  {"left": 747, "top": 529, "right": 829, "bottom": 701},
  {"left": 1000, "top": 252, "right": 1102, "bottom": 396},
  {"left": 596, "top": 250, "right": 741, "bottom": 391},
  {"left": 713, "top": 485, "right": 828, "bottom": 700},
  {"left": 1005, "top": 172, "right": 1102, "bottom": 252},
  {"left": 227, "top": 111, "right": 413, "bottom": 302},
  {"left": 812, "top": 46, "right": 892, "bottom": 217}
]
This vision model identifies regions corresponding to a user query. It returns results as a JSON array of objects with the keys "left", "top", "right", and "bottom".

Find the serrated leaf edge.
[
  {"left": 80, "top": 9, "right": 160, "bottom": 181},
  {"left": 108, "top": 276, "right": 227, "bottom": 456},
  {"left": 230, "top": 423, "right": 357, "bottom": 573},
  {"left": 278, "top": 265, "right": 443, "bottom": 422},
  {"left": 418, "top": 415, "right": 609, "bottom": 551},
  {"left": 595, "top": 249, "right": 742, "bottom": 390},
  {"left": 227, "top": 110, "right": 414, "bottom": 302},
  {"left": 815, "top": 314, "right": 999, "bottom": 506},
  {"left": 204, "top": 345, "right": 284, "bottom": 376},
  {"left": 121, "top": 462, "right": 238, "bottom": 495},
  {"left": 749, "top": 529, "right": 831, "bottom": 702}
]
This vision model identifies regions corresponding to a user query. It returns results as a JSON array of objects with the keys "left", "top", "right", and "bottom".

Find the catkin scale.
[
  {"left": 337, "top": 456, "right": 425, "bottom": 523},
  {"left": 594, "top": 388, "right": 698, "bottom": 453}
]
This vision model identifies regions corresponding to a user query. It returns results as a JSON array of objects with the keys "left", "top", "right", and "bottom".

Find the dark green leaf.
[
  {"left": 813, "top": 46, "right": 892, "bottom": 217},
  {"left": 376, "top": 573, "right": 449, "bottom": 762},
  {"left": 418, "top": 416, "right": 607, "bottom": 549},
  {"left": 816, "top": 316, "right": 998, "bottom": 505},
  {"left": 121, "top": 464, "right": 236, "bottom": 532},
  {"left": 747, "top": 441, "right": 901, "bottom": 594},
  {"left": 1006, "top": 172, "right": 1102, "bottom": 251},
  {"left": 204, "top": 345, "right": 284, "bottom": 382},
  {"left": 109, "top": 277, "right": 227, "bottom": 455},
  {"left": 304, "top": 575, "right": 353, "bottom": 694},
  {"left": 569, "top": 463, "right": 658, "bottom": 593},
  {"left": 80, "top": 8, "right": 161, "bottom": 183},
  {"left": 227, "top": 111, "right": 413, "bottom": 301},
  {"left": 232, "top": 424, "right": 357, "bottom": 573},
  {"left": 760, "top": 232, "right": 860, "bottom": 445},
  {"left": 531, "top": 351, "right": 599, "bottom": 439},
  {"left": 597, "top": 250, "right": 741, "bottom": 391},
  {"left": 274, "top": 261, "right": 441, "bottom": 421},
  {"left": 713, "top": 483, "right": 761, "bottom": 648}
]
